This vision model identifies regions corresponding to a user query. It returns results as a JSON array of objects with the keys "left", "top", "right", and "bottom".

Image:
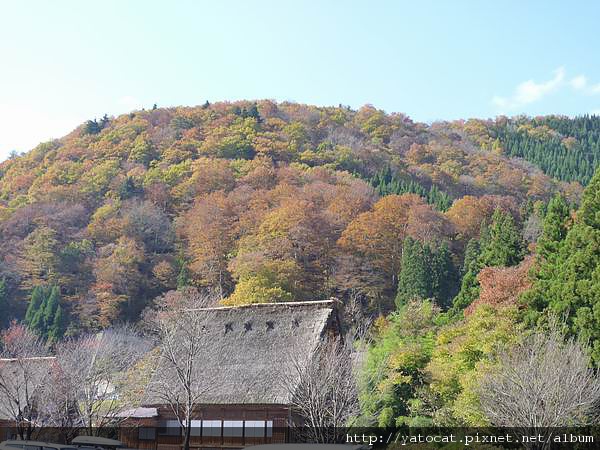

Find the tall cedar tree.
[
  {"left": 25, "top": 285, "right": 65, "bottom": 341},
  {"left": 523, "top": 169, "right": 600, "bottom": 364},
  {"left": 522, "top": 194, "right": 571, "bottom": 316},
  {"left": 25, "top": 286, "right": 45, "bottom": 325},
  {"left": 396, "top": 238, "right": 458, "bottom": 309}
]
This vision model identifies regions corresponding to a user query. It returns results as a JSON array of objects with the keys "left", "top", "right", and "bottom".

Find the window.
[
  {"left": 245, "top": 420, "right": 265, "bottom": 438},
  {"left": 139, "top": 427, "right": 156, "bottom": 440},
  {"left": 266, "top": 420, "right": 273, "bottom": 438},
  {"left": 190, "top": 419, "right": 202, "bottom": 437},
  {"left": 25, "top": 446, "right": 41, "bottom": 450},
  {"left": 158, "top": 419, "right": 181, "bottom": 436},
  {"left": 223, "top": 420, "right": 243, "bottom": 437},
  {"left": 202, "top": 420, "right": 222, "bottom": 437}
]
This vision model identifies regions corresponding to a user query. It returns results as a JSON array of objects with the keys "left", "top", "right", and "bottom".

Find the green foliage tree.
[
  {"left": 522, "top": 194, "right": 571, "bottom": 318},
  {"left": 359, "top": 299, "right": 439, "bottom": 427},
  {"left": 25, "top": 285, "right": 64, "bottom": 341},
  {"left": 48, "top": 304, "right": 66, "bottom": 343},
  {"left": 523, "top": 169, "right": 600, "bottom": 364},
  {"left": 478, "top": 208, "right": 525, "bottom": 267},
  {"left": 494, "top": 115, "right": 600, "bottom": 184},
  {"left": 369, "top": 167, "right": 452, "bottom": 211},
  {"left": 83, "top": 119, "right": 102, "bottom": 135},
  {"left": 396, "top": 239, "right": 457, "bottom": 309},
  {"left": 25, "top": 286, "right": 45, "bottom": 325},
  {"left": 396, "top": 238, "right": 431, "bottom": 308},
  {"left": 426, "top": 305, "right": 522, "bottom": 425},
  {"left": 536, "top": 194, "right": 570, "bottom": 259},
  {"left": 42, "top": 286, "right": 60, "bottom": 329}
]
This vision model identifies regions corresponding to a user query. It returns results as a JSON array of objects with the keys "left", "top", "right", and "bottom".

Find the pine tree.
[
  {"left": 430, "top": 243, "right": 459, "bottom": 309},
  {"left": 25, "top": 286, "right": 44, "bottom": 325},
  {"left": 522, "top": 195, "right": 571, "bottom": 318},
  {"left": 30, "top": 302, "right": 47, "bottom": 335},
  {"left": 42, "top": 286, "right": 60, "bottom": 330},
  {"left": 29, "top": 286, "right": 50, "bottom": 336},
  {"left": 48, "top": 305, "right": 66, "bottom": 343},
  {"left": 537, "top": 194, "right": 570, "bottom": 258},
  {"left": 521, "top": 167, "right": 600, "bottom": 364},
  {"left": 395, "top": 238, "right": 431, "bottom": 308},
  {"left": 450, "top": 238, "right": 482, "bottom": 313},
  {"left": 395, "top": 239, "right": 458, "bottom": 310},
  {"left": 479, "top": 208, "right": 525, "bottom": 267}
]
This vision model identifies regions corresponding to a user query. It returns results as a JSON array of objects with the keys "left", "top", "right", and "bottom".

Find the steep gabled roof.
[{"left": 145, "top": 300, "right": 339, "bottom": 406}]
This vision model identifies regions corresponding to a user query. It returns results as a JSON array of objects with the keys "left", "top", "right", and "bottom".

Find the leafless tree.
[
  {"left": 52, "top": 324, "right": 151, "bottom": 436},
  {"left": 144, "top": 290, "right": 219, "bottom": 450},
  {"left": 36, "top": 361, "right": 82, "bottom": 443},
  {"left": 280, "top": 337, "right": 360, "bottom": 443},
  {"left": 478, "top": 323, "right": 600, "bottom": 449},
  {"left": 0, "top": 323, "right": 50, "bottom": 439}
]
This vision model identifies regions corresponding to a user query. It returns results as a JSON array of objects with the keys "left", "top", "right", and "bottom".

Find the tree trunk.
[{"left": 183, "top": 416, "right": 191, "bottom": 450}]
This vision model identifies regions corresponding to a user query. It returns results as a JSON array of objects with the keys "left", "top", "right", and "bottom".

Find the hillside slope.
[{"left": 0, "top": 101, "right": 592, "bottom": 333}]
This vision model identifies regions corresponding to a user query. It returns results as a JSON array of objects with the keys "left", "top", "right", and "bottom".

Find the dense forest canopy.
[
  {"left": 0, "top": 101, "right": 597, "bottom": 337},
  {"left": 4, "top": 100, "right": 600, "bottom": 428}
]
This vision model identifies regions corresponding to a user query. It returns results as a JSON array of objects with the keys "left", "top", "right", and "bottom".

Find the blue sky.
[{"left": 1, "top": 0, "right": 600, "bottom": 160}]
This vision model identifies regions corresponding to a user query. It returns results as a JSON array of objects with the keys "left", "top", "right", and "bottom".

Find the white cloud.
[
  {"left": 570, "top": 76, "right": 600, "bottom": 95},
  {"left": 493, "top": 68, "right": 600, "bottom": 112},
  {"left": 571, "top": 75, "right": 587, "bottom": 90},
  {"left": 493, "top": 67, "right": 565, "bottom": 110}
]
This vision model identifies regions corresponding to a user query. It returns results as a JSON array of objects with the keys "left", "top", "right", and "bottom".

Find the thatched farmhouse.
[{"left": 119, "top": 300, "right": 341, "bottom": 450}]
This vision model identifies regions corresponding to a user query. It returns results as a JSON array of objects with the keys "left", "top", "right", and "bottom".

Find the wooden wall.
[{"left": 120, "top": 404, "right": 289, "bottom": 450}]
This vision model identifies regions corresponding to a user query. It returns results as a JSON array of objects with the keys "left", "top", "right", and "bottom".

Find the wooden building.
[{"left": 119, "top": 300, "right": 340, "bottom": 450}]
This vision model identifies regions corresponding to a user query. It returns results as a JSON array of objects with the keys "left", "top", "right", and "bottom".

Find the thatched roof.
[{"left": 145, "top": 300, "right": 339, "bottom": 406}]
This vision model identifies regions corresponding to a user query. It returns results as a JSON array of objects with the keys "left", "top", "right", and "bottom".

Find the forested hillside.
[{"left": 0, "top": 101, "right": 595, "bottom": 338}]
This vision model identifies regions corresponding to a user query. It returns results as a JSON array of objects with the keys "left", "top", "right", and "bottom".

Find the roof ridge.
[{"left": 186, "top": 299, "right": 338, "bottom": 312}]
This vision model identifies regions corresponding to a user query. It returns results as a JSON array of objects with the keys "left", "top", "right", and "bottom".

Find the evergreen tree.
[
  {"left": 450, "top": 238, "right": 482, "bottom": 313},
  {"left": 25, "top": 286, "right": 44, "bottom": 325},
  {"left": 42, "top": 286, "right": 60, "bottom": 329},
  {"left": 396, "top": 239, "right": 459, "bottom": 310},
  {"left": 522, "top": 168, "right": 600, "bottom": 364},
  {"left": 396, "top": 238, "right": 431, "bottom": 308},
  {"left": 537, "top": 194, "right": 570, "bottom": 259},
  {"left": 100, "top": 114, "right": 110, "bottom": 129},
  {"left": 430, "top": 243, "right": 459, "bottom": 309},
  {"left": 522, "top": 195, "right": 571, "bottom": 317},
  {"left": 83, "top": 119, "right": 102, "bottom": 135},
  {"left": 48, "top": 305, "right": 66, "bottom": 343},
  {"left": 479, "top": 208, "right": 525, "bottom": 267},
  {"left": 30, "top": 300, "right": 47, "bottom": 336},
  {"left": 368, "top": 167, "right": 452, "bottom": 211}
]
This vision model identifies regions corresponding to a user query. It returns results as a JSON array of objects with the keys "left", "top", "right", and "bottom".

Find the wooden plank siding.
[{"left": 120, "top": 405, "right": 289, "bottom": 450}]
